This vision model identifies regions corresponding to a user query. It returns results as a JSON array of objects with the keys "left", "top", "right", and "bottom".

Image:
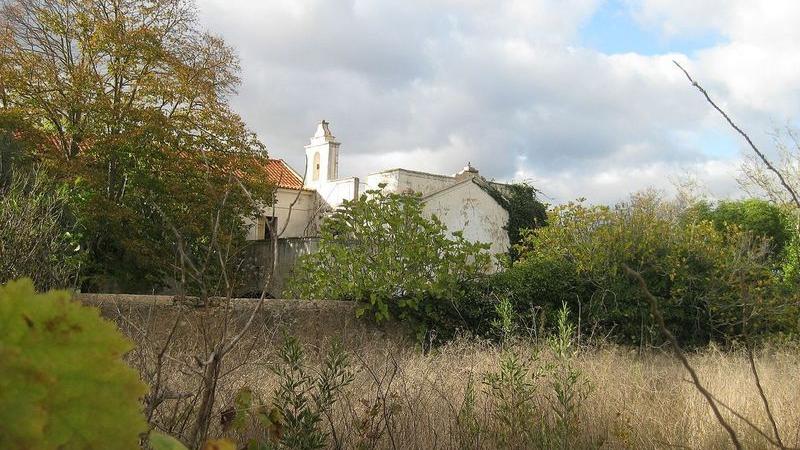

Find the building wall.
[
  {"left": 365, "top": 169, "right": 454, "bottom": 196},
  {"left": 239, "top": 237, "right": 319, "bottom": 297},
  {"left": 422, "top": 181, "right": 510, "bottom": 259},
  {"left": 246, "top": 188, "right": 318, "bottom": 240},
  {"left": 316, "top": 176, "right": 359, "bottom": 208}
]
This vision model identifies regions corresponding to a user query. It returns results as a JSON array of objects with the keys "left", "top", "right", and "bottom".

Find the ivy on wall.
[{"left": 483, "top": 181, "right": 548, "bottom": 261}]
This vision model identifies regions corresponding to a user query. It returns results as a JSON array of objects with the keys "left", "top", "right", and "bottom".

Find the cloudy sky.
[{"left": 196, "top": 0, "right": 800, "bottom": 204}]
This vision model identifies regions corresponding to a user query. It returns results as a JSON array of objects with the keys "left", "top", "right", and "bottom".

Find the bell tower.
[{"left": 304, "top": 120, "right": 340, "bottom": 188}]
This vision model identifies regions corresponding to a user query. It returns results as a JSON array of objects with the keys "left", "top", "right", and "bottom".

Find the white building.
[{"left": 248, "top": 121, "right": 511, "bottom": 257}]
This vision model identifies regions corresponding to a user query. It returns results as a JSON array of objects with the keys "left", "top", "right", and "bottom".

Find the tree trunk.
[{"left": 189, "top": 351, "right": 222, "bottom": 449}]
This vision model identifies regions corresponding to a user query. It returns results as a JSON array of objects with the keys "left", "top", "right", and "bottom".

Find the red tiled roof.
[{"left": 261, "top": 159, "right": 305, "bottom": 190}]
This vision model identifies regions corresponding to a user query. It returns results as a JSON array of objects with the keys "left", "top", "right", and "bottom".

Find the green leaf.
[
  {"left": 149, "top": 431, "right": 189, "bottom": 450},
  {"left": 0, "top": 278, "right": 148, "bottom": 449}
]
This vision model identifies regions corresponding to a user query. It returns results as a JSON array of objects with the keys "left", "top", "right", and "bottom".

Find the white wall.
[
  {"left": 365, "top": 169, "right": 454, "bottom": 196},
  {"left": 246, "top": 188, "right": 318, "bottom": 240},
  {"left": 316, "top": 177, "right": 359, "bottom": 208},
  {"left": 422, "top": 180, "right": 510, "bottom": 259}
]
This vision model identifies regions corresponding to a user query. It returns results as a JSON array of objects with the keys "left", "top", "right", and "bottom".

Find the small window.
[
  {"left": 263, "top": 216, "right": 278, "bottom": 240},
  {"left": 312, "top": 152, "right": 320, "bottom": 181}
]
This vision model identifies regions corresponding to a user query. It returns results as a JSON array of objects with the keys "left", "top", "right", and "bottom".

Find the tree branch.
[{"left": 673, "top": 61, "right": 800, "bottom": 208}]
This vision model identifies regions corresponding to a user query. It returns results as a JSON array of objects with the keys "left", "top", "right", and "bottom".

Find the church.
[{"left": 245, "top": 121, "right": 512, "bottom": 293}]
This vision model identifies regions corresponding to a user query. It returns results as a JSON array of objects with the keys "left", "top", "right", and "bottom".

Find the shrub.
[
  {"left": 510, "top": 192, "right": 795, "bottom": 346},
  {"left": 0, "top": 278, "right": 147, "bottom": 449},
  {"left": 688, "top": 199, "right": 793, "bottom": 258},
  {"left": 206, "top": 337, "right": 353, "bottom": 450},
  {"left": 287, "top": 188, "right": 491, "bottom": 339},
  {"left": 0, "top": 170, "right": 83, "bottom": 290}
]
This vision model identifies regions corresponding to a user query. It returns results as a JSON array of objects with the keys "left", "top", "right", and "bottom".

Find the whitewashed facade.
[{"left": 250, "top": 121, "right": 511, "bottom": 257}]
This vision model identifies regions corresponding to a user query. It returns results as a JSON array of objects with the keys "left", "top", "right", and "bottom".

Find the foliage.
[
  {"left": 784, "top": 232, "right": 800, "bottom": 284},
  {"left": 480, "top": 306, "right": 591, "bottom": 450},
  {"left": 482, "top": 351, "right": 548, "bottom": 447},
  {"left": 0, "top": 170, "right": 83, "bottom": 289},
  {"left": 0, "top": 278, "right": 147, "bottom": 449},
  {"left": 688, "top": 199, "right": 793, "bottom": 257},
  {"left": 210, "top": 337, "right": 353, "bottom": 450},
  {"left": 0, "top": 0, "right": 272, "bottom": 292},
  {"left": 491, "top": 295, "right": 517, "bottom": 344},
  {"left": 287, "top": 188, "right": 491, "bottom": 337},
  {"left": 548, "top": 303, "right": 591, "bottom": 450},
  {"left": 510, "top": 192, "right": 797, "bottom": 346},
  {"left": 485, "top": 182, "right": 548, "bottom": 261}
]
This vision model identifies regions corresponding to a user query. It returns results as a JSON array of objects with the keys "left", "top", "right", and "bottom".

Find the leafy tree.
[
  {"left": 0, "top": 278, "right": 147, "bottom": 449},
  {"left": 287, "top": 188, "right": 491, "bottom": 336},
  {"left": 0, "top": 0, "right": 272, "bottom": 292}
]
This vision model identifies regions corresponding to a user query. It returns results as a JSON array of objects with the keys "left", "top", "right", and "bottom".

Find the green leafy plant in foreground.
[{"left": 0, "top": 278, "right": 147, "bottom": 449}]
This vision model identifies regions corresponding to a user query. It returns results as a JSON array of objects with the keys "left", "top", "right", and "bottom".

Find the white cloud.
[{"left": 196, "top": 0, "right": 800, "bottom": 204}]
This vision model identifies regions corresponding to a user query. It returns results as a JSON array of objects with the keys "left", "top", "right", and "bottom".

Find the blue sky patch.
[{"left": 580, "top": 0, "right": 725, "bottom": 56}]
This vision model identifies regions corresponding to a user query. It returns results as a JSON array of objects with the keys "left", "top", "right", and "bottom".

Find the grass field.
[{"left": 105, "top": 300, "right": 800, "bottom": 449}]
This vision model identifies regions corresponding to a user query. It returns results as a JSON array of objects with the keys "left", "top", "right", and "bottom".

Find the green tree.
[
  {"left": 0, "top": 0, "right": 272, "bottom": 292},
  {"left": 287, "top": 188, "right": 491, "bottom": 337},
  {"left": 0, "top": 278, "right": 147, "bottom": 449}
]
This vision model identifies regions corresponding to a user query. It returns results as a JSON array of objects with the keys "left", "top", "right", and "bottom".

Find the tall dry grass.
[{"left": 117, "top": 302, "right": 800, "bottom": 450}]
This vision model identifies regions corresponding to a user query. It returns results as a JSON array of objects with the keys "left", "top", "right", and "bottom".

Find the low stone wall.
[{"left": 77, "top": 293, "right": 405, "bottom": 347}]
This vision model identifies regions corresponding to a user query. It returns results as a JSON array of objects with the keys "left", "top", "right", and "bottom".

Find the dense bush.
[
  {"left": 0, "top": 279, "right": 147, "bottom": 449},
  {"left": 688, "top": 199, "right": 793, "bottom": 257},
  {"left": 506, "top": 192, "right": 798, "bottom": 346},
  {"left": 287, "top": 188, "right": 491, "bottom": 339},
  {"left": 0, "top": 171, "right": 83, "bottom": 290}
]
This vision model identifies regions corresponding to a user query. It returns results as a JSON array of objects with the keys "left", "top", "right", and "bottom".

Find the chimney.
[{"left": 454, "top": 162, "right": 479, "bottom": 181}]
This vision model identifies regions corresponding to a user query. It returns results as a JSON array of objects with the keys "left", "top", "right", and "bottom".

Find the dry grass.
[{"left": 105, "top": 303, "right": 800, "bottom": 449}]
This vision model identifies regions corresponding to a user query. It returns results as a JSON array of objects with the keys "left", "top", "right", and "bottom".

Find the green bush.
[
  {"left": 688, "top": 199, "right": 793, "bottom": 258},
  {"left": 0, "top": 171, "right": 83, "bottom": 290},
  {"left": 509, "top": 192, "right": 796, "bottom": 346},
  {"left": 0, "top": 279, "right": 147, "bottom": 449},
  {"left": 287, "top": 188, "right": 491, "bottom": 339}
]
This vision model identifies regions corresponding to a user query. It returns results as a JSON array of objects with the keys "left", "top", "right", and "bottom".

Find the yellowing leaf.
[
  {"left": 149, "top": 431, "right": 189, "bottom": 450},
  {"left": 202, "top": 438, "right": 236, "bottom": 450},
  {"left": 0, "top": 279, "right": 148, "bottom": 449}
]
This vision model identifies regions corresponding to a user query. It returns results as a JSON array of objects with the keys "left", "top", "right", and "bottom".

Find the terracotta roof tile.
[{"left": 261, "top": 159, "right": 305, "bottom": 190}]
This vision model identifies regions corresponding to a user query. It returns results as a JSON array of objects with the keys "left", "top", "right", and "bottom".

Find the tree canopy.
[{"left": 0, "top": 0, "right": 272, "bottom": 291}]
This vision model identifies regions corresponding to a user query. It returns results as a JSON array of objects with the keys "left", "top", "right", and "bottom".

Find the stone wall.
[{"left": 77, "top": 293, "right": 405, "bottom": 346}]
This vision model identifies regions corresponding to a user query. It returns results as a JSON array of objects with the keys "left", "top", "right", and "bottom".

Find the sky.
[{"left": 195, "top": 0, "right": 800, "bottom": 204}]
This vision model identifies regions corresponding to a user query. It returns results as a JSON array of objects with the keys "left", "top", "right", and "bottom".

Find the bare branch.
[
  {"left": 673, "top": 61, "right": 800, "bottom": 208},
  {"left": 748, "top": 346, "right": 786, "bottom": 449}
]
